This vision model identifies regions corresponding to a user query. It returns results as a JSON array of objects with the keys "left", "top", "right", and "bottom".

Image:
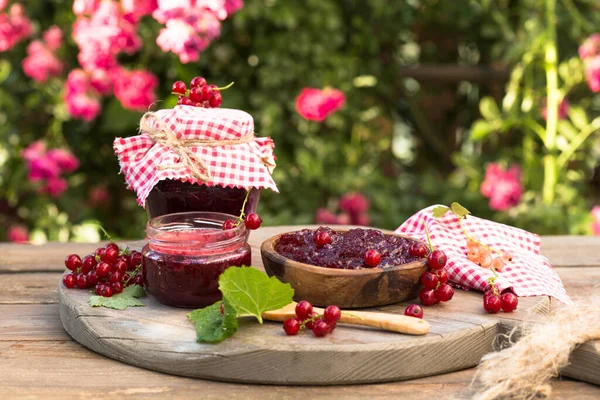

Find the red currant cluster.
[
  {"left": 223, "top": 212, "right": 262, "bottom": 231},
  {"left": 171, "top": 76, "right": 231, "bottom": 108},
  {"left": 467, "top": 239, "right": 513, "bottom": 272},
  {"left": 408, "top": 242, "right": 454, "bottom": 306},
  {"left": 61, "top": 243, "right": 143, "bottom": 298},
  {"left": 283, "top": 300, "right": 341, "bottom": 338},
  {"left": 483, "top": 282, "right": 518, "bottom": 313}
]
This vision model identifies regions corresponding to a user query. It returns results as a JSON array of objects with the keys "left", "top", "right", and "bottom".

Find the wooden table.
[{"left": 1, "top": 226, "right": 599, "bottom": 399}]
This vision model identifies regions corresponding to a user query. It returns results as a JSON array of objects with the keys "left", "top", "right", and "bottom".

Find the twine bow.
[{"left": 139, "top": 111, "right": 254, "bottom": 182}]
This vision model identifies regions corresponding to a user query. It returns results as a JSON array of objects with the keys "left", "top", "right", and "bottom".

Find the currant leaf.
[
  {"left": 88, "top": 284, "right": 145, "bottom": 310},
  {"left": 218, "top": 267, "right": 294, "bottom": 324},
  {"left": 188, "top": 300, "right": 238, "bottom": 343},
  {"left": 450, "top": 202, "right": 471, "bottom": 218},
  {"left": 431, "top": 205, "right": 450, "bottom": 218}
]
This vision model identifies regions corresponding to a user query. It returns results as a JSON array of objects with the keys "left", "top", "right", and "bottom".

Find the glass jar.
[
  {"left": 145, "top": 180, "right": 261, "bottom": 219},
  {"left": 142, "top": 212, "right": 251, "bottom": 308}
]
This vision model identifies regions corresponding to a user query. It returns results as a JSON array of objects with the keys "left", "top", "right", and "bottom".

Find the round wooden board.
[{"left": 58, "top": 226, "right": 551, "bottom": 385}]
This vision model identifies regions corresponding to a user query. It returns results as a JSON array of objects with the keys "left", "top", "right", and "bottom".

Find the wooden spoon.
[{"left": 262, "top": 302, "right": 430, "bottom": 335}]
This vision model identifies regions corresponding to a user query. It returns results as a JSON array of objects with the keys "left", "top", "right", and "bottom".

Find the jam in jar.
[
  {"left": 142, "top": 212, "right": 251, "bottom": 308},
  {"left": 145, "top": 180, "right": 261, "bottom": 219}
]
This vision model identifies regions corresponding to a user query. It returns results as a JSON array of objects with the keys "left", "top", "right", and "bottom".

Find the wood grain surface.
[{"left": 0, "top": 226, "right": 599, "bottom": 398}]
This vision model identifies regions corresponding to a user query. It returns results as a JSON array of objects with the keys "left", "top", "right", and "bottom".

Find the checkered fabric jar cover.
[{"left": 114, "top": 106, "right": 278, "bottom": 207}]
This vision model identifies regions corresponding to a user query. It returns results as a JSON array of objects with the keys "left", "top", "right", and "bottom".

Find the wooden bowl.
[{"left": 260, "top": 230, "right": 428, "bottom": 308}]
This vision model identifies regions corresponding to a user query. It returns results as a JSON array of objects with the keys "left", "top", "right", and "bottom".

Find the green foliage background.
[{"left": 1, "top": 0, "right": 600, "bottom": 241}]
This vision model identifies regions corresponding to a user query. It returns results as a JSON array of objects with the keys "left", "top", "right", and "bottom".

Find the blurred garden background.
[{"left": 2, "top": 0, "right": 600, "bottom": 243}]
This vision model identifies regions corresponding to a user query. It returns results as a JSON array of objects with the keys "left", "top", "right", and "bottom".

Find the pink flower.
[
  {"left": 22, "top": 141, "right": 46, "bottom": 162},
  {"left": 339, "top": 192, "right": 369, "bottom": 215},
  {"left": 591, "top": 206, "right": 600, "bottom": 236},
  {"left": 352, "top": 213, "right": 370, "bottom": 226},
  {"left": 315, "top": 208, "right": 338, "bottom": 225},
  {"left": 22, "top": 40, "right": 63, "bottom": 83},
  {"left": 480, "top": 163, "right": 523, "bottom": 211},
  {"left": 542, "top": 98, "right": 570, "bottom": 120},
  {"left": 224, "top": 0, "right": 243, "bottom": 16},
  {"left": 47, "top": 149, "right": 80, "bottom": 173},
  {"left": 336, "top": 213, "right": 351, "bottom": 225},
  {"left": 43, "top": 25, "right": 63, "bottom": 51},
  {"left": 121, "top": 0, "right": 157, "bottom": 20},
  {"left": 585, "top": 56, "right": 600, "bottom": 92},
  {"left": 0, "top": 0, "right": 7, "bottom": 12},
  {"left": 89, "top": 68, "right": 114, "bottom": 95},
  {"left": 113, "top": 68, "right": 157, "bottom": 111},
  {"left": 152, "top": 0, "right": 193, "bottom": 23},
  {"left": 296, "top": 88, "right": 345, "bottom": 122},
  {"left": 579, "top": 34, "right": 600, "bottom": 60},
  {"left": 41, "top": 177, "right": 68, "bottom": 197},
  {"left": 73, "top": 0, "right": 101, "bottom": 15},
  {"left": 64, "top": 69, "right": 102, "bottom": 121},
  {"left": 0, "top": 3, "right": 33, "bottom": 52},
  {"left": 156, "top": 18, "right": 206, "bottom": 63},
  {"left": 88, "top": 184, "right": 111, "bottom": 207},
  {"left": 27, "top": 154, "right": 61, "bottom": 182},
  {"left": 7, "top": 224, "right": 29, "bottom": 243}
]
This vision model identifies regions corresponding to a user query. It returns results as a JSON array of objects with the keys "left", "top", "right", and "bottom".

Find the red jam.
[
  {"left": 275, "top": 227, "right": 421, "bottom": 269},
  {"left": 145, "top": 180, "right": 261, "bottom": 218},
  {"left": 142, "top": 212, "right": 251, "bottom": 308}
]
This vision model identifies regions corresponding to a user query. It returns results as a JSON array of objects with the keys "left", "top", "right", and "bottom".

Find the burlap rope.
[
  {"left": 139, "top": 112, "right": 254, "bottom": 182},
  {"left": 469, "top": 292, "right": 600, "bottom": 399}
]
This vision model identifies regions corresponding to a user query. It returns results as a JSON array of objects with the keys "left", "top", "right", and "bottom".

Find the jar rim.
[{"left": 146, "top": 211, "right": 247, "bottom": 252}]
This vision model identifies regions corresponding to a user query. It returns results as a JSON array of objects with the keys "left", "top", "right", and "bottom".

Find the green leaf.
[
  {"left": 557, "top": 120, "right": 578, "bottom": 141},
  {"left": 568, "top": 106, "right": 589, "bottom": 130},
  {"left": 219, "top": 267, "right": 294, "bottom": 324},
  {"left": 188, "top": 300, "right": 239, "bottom": 343},
  {"left": 450, "top": 202, "right": 471, "bottom": 219},
  {"left": 479, "top": 97, "right": 501, "bottom": 121},
  {"left": 432, "top": 205, "right": 450, "bottom": 218},
  {"left": 470, "top": 120, "right": 495, "bottom": 141},
  {"left": 88, "top": 285, "right": 146, "bottom": 310}
]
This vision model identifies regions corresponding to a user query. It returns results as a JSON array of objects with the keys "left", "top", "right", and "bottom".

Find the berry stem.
[
  {"left": 236, "top": 190, "right": 251, "bottom": 223},
  {"left": 422, "top": 219, "right": 433, "bottom": 251},
  {"left": 459, "top": 218, "right": 501, "bottom": 255},
  {"left": 216, "top": 82, "right": 234, "bottom": 91}
]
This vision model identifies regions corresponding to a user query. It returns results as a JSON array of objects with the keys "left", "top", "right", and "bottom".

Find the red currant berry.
[
  {"left": 220, "top": 302, "right": 225, "bottom": 314},
  {"left": 132, "top": 274, "right": 144, "bottom": 287},
  {"left": 427, "top": 250, "right": 447, "bottom": 270},
  {"left": 245, "top": 213, "right": 262, "bottom": 230},
  {"left": 483, "top": 289, "right": 495, "bottom": 299},
  {"left": 435, "top": 283, "right": 454, "bottom": 302},
  {"left": 172, "top": 80, "right": 187, "bottom": 95},
  {"left": 65, "top": 254, "right": 82, "bottom": 271},
  {"left": 112, "top": 260, "right": 128, "bottom": 275},
  {"left": 501, "top": 293, "right": 518, "bottom": 312},
  {"left": 112, "top": 281, "right": 124, "bottom": 294},
  {"left": 129, "top": 251, "right": 142, "bottom": 270},
  {"left": 209, "top": 91, "right": 222, "bottom": 107},
  {"left": 101, "top": 285, "right": 114, "bottom": 298},
  {"left": 96, "top": 261, "right": 111, "bottom": 278},
  {"left": 283, "top": 318, "right": 300, "bottom": 336},
  {"left": 105, "top": 242, "right": 119, "bottom": 253},
  {"left": 177, "top": 96, "right": 184, "bottom": 105},
  {"left": 323, "top": 305, "right": 342, "bottom": 323},
  {"left": 122, "top": 273, "right": 131, "bottom": 284},
  {"left": 304, "top": 312, "right": 318, "bottom": 329},
  {"left": 419, "top": 288, "right": 437, "bottom": 306},
  {"left": 420, "top": 271, "right": 438, "bottom": 289},
  {"left": 76, "top": 273, "right": 88, "bottom": 289},
  {"left": 95, "top": 284, "right": 105, "bottom": 295},
  {"left": 437, "top": 269, "right": 449, "bottom": 284},
  {"left": 62, "top": 274, "right": 76, "bottom": 289},
  {"left": 314, "top": 231, "right": 332, "bottom": 247},
  {"left": 87, "top": 270, "right": 99, "bottom": 286},
  {"left": 223, "top": 219, "right": 237, "bottom": 230},
  {"left": 295, "top": 300, "right": 313, "bottom": 320},
  {"left": 108, "top": 271, "right": 122, "bottom": 284},
  {"left": 201, "top": 84, "right": 216, "bottom": 100},
  {"left": 404, "top": 304, "right": 424, "bottom": 319},
  {"left": 312, "top": 319, "right": 330, "bottom": 337},
  {"left": 189, "top": 86, "right": 203, "bottom": 102},
  {"left": 409, "top": 242, "right": 428, "bottom": 258},
  {"left": 102, "top": 247, "right": 119, "bottom": 263},
  {"left": 95, "top": 247, "right": 105, "bottom": 259},
  {"left": 483, "top": 295, "right": 502, "bottom": 314},
  {"left": 190, "top": 76, "right": 207, "bottom": 88},
  {"left": 363, "top": 249, "right": 381, "bottom": 267},
  {"left": 82, "top": 255, "right": 96, "bottom": 273},
  {"left": 181, "top": 97, "right": 193, "bottom": 106}
]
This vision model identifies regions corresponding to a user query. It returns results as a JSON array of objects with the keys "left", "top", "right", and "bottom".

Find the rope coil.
[{"left": 139, "top": 111, "right": 254, "bottom": 182}]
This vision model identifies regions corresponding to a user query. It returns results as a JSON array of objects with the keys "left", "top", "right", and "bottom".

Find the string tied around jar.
[{"left": 139, "top": 111, "right": 255, "bottom": 182}]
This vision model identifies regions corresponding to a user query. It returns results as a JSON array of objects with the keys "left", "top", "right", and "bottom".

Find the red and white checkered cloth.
[
  {"left": 395, "top": 205, "right": 571, "bottom": 304},
  {"left": 114, "top": 106, "right": 278, "bottom": 206}
]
